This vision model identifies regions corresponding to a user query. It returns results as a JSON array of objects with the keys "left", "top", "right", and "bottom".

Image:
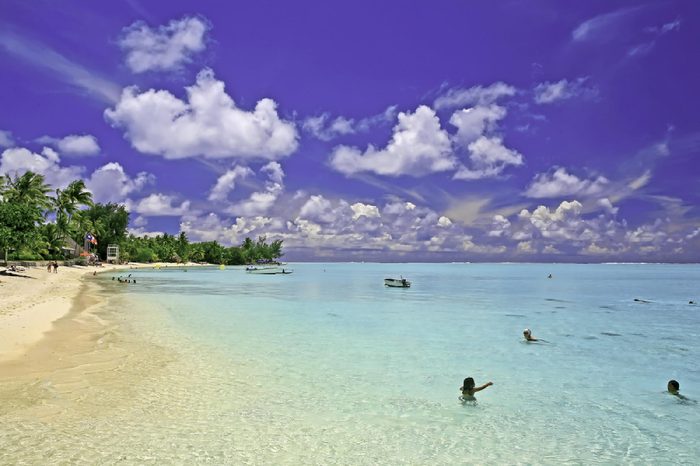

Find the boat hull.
[
  {"left": 246, "top": 267, "right": 293, "bottom": 275},
  {"left": 384, "top": 278, "right": 410, "bottom": 288}
]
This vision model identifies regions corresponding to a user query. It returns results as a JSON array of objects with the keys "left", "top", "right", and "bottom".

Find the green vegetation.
[{"left": 0, "top": 171, "right": 284, "bottom": 264}]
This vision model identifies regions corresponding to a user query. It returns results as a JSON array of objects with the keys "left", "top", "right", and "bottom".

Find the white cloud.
[
  {"left": 329, "top": 105, "right": 454, "bottom": 176},
  {"left": 571, "top": 6, "right": 642, "bottom": 42},
  {"left": 351, "top": 202, "right": 380, "bottom": 220},
  {"left": 437, "top": 216, "right": 452, "bottom": 227},
  {"left": 0, "top": 130, "right": 15, "bottom": 148},
  {"left": 524, "top": 167, "right": 609, "bottom": 198},
  {"left": 534, "top": 77, "right": 598, "bottom": 104},
  {"left": 261, "top": 161, "right": 284, "bottom": 184},
  {"left": 226, "top": 162, "right": 286, "bottom": 216},
  {"left": 434, "top": 82, "right": 516, "bottom": 110},
  {"left": 105, "top": 69, "right": 298, "bottom": 160},
  {"left": 57, "top": 134, "right": 100, "bottom": 156},
  {"left": 302, "top": 114, "right": 355, "bottom": 141},
  {"left": 133, "top": 215, "right": 148, "bottom": 227},
  {"left": 628, "top": 170, "right": 652, "bottom": 190},
  {"left": 630, "top": 18, "right": 681, "bottom": 57},
  {"left": 596, "top": 198, "right": 618, "bottom": 215},
  {"left": 85, "top": 162, "right": 154, "bottom": 203},
  {"left": 303, "top": 106, "right": 398, "bottom": 141},
  {"left": 37, "top": 134, "right": 101, "bottom": 156},
  {"left": 299, "top": 195, "right": 336, "bottom": 223},
  {"left": 208, "top": 165, "right": 253, "bottom": 202},
  {"left": 229, "top": 190, "right": 280, "bottom": 217},
  {"left": 449, "top": 105, "right": 506, "bottom": 146},
  {"left": 133, "top": 193, "right": 190, "bottom": 216},
  {"left": 488, "top": 214, "right": 511, "bottom": 237},
  {"left": 453, "top": 136, "right": 523, "bottom": 180},
  {"left": 119, "top": 16, "right": 210, "bottom": 73},
  {"left": 0, "top": 146, "right": 84, "bottom": 188}
]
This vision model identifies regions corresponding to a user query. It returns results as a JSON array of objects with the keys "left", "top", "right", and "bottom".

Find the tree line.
[{"left": 0, "top": 171, "right": 283, "bottom": 265}]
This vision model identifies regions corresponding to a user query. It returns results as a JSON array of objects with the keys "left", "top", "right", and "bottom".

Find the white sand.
[{"left": 0, "top": 262, "right": 208, "bottom": 363}]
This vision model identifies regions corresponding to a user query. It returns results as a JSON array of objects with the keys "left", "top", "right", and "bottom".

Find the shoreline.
[{"left": 0, "top": 262, "right": 211, "bottom": 365}]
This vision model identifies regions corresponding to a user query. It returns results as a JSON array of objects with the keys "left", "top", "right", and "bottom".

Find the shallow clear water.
[{"left": 2, "top": 263, "right": 700, "bottom": 464}]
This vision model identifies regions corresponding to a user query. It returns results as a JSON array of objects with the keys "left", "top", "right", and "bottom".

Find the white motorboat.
[
  {"left": 384, "top": 277, "right": 410, "bottom": 288},
  {"left": 246, "top": 265, "right": 293, "bottom": 275}
]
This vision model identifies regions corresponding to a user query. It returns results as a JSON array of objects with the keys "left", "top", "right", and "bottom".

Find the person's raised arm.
[{"left": 473, "top": 381, "right": 493, "bottom": 392}]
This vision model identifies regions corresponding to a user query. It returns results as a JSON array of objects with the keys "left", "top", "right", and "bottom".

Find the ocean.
[{"left": 1, "top": 263, "right": 699, "bottom": 464}]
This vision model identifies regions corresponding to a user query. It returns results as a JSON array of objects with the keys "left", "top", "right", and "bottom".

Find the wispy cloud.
[
  {"left": 628, "top": 18, "right": 681, "bottom": 57},
  {"left": 572, "top": 6, "right": 644, "bottom": 43},
  {"left": 0, "top": 27, "right": 121, "bottom": 103},
  {"left": 534, "top": 77, "right": 598, "bottom": 104}
]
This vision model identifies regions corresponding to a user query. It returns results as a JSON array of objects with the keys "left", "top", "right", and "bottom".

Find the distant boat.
[
  {"left": 384, "top": 277, "right": 411, "bottom": 288},
  {"left": 246, "top": 265, "right": 293, "bottom": 275}
]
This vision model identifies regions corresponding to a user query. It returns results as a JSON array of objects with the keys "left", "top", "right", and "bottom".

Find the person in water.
[
  {"left": 460, "top": 377, "right": 493, "bottom": 401},
  {"left": 523, "top": 328, "right": 538, "bottom": 342},
  {"left": 667, "top": 379, "right": 691, "bottom": 401}
]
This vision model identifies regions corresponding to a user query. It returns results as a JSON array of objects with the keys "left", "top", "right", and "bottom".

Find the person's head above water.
[
  {"left": 462, "top": 377, "right": 475, "bottom": 391},
  {"left": 668, "top": 379, "right": 680, "bottom": 394},
  {"left": 523, "top": 329, "right": 531, "bottom": 337}
]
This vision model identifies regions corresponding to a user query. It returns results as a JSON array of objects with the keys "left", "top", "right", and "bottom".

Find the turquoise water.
[
  {"left": 4, "top": 263, "right": 697, "bottom": 464},
  {"left": 103, "top": 263, "right": 700, "bottom": 464}
]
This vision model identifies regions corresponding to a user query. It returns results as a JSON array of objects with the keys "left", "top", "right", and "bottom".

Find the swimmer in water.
[
  {"left": 460, "top": 377, "right": 493, "bottom": 401},
  {"left": 667, "top": 379, "right": 693, "bottom": 401},
  {"left": 523, "top": 328, "right": 538, "bottom": 342}
]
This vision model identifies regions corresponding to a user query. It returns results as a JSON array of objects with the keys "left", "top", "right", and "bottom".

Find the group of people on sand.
[
  {"left": 461, "top": 327, "right": 692, "bottom": 403},
  {"left": 46, "top": 261, "right": 59, "bottom": 273}
]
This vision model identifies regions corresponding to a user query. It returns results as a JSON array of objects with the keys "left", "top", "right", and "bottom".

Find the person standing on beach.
[
  {"left": 47, "top": 262, "right": 52, "bottom": 273},
  {"left": 53, "top": 261, "right": 59, "bottom": 273}
]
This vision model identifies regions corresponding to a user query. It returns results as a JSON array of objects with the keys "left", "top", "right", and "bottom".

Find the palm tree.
[
  {"left": 39, "top": 223, "right": 65, "bottom": 258},
  {"left": 54, "top": 180, "right": 93, "bottom": 241},
  {"left": 4, "top": 171, "right": 52, "bottom": 211}
]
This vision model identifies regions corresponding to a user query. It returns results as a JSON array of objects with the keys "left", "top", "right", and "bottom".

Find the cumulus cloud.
[
  {"left": 449, "top": 105, "right": 507, "bottom": 147},
  {"left": 453, "top": 136, "right": 523, "bottom": 180},
  {"left": 534, "top": 77, "right": 598, "bottom": 104},
  {"left": 350, "top": 202, "right": 380, "bottom": 220},
  {"left": 227, "top": 162, "right": 286, "bottom": 216},
  {"left": 524, "top": 167, "right": 609, "bottom": 198},
  {"left": 105, "top": 68, "right": 298, "bottom": 160},
  {"left": 0, "top": 130, "right": 15, "bottom": 148},
  {"left": 133, "top": 193, "right": 191, "bottom": 216},
  {"left": 329, "top": 105, "right": 454, "bottom": 176},
  {"left": 596, "top": 198, "right": 618, "bottom": 215},
  {"left": 119, "top": 16, "right": 210, "bottom": 73},
  {"left": 208, "top": 165, "right": 254, "bottom": 202},
  {"left": 37, "top": 134, "right": 100, "bottom": 156},
  {"left": 85, "top": 162, "right": 154, "bottom": 203},
  {"left": 0, "top": 146, "right": 83, "bottom": 188},
  {"left": 434, "top": 82, "right": 516, "bottom": 110}
]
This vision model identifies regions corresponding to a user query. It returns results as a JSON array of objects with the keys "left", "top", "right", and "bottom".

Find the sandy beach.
[{"left": 0, "top": 262, "right": 206, "bottom": 364}]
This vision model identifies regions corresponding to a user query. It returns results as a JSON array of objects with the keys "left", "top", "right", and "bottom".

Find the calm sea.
[{"left": 2, "top": 263, "right": 699, "bottom": 464}]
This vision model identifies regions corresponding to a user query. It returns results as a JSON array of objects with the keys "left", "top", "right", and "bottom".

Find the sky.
[{"left": 1, "top": 0, "right": 699, "bottom": 262}]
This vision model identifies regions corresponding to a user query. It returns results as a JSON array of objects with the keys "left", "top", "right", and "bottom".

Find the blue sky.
[{"left": 1, "top": 0, "right": 699, "bottom": 261}]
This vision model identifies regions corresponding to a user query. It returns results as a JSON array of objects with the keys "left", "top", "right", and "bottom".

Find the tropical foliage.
[{"left": 0, "top": 171, "right": 284, "bottom": 264}]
